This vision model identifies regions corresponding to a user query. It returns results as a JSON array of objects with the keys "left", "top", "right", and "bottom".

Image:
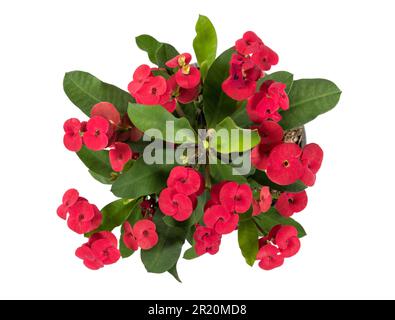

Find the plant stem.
[
  {"left": 175, "top": 103, "right": 185, "bottom": 118},
  {"left": 204, "top": 164, "right": 211, "bottom": 189}
]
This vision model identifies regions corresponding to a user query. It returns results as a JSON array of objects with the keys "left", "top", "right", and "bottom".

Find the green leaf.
[
  {"left": 178, "top": 102, "right": 198, "bottom": 129},
  {"left": 253, "top": 208, "right": 307, "bottom": 238},
  {"left": 77, "top": 146, "right": 113, "bottom": 181},
  {"left": 88, "top": 170, "right": 113, "bottom": 185},
  {"left": 155, "top": 43, "right": 179, "bottom": 70},
  {"left": 119, "top": 203, "right": 143, "bottom": 258},
  {"left": 167, "top": 264, "right": 182, "bottom": 283},
  {"left": 203, "top": 48, "right": 238, "bottom": 128},
  {"left": 135, "top": 34, "right": 161, "bottom": 64},
  {"left": 111, "top": 156, "right": 176, "bottom": 199},
  {"left": 259, "top": 71, "right": 294, "bottom": 94},
  {"left": 252, "top": 170, "right": 307, "bottom": 192},
  {"left": 238, "top": 218, "right": 259, "bottom": 266},
  {"left": 209, "top": 162, "right": 248, "bottom": 184},
  {"left": 193, "top": 15, "right": 217, "bottom": 79},
  {"left": 280, "top": 79, "right": 341, "bottom": 130},
  {"left": 230, "top": 101, "right": 253, "bottom": 128},
  {"left": 128, "top": 103, "right": 196, "bottom": 144},
  {"left": 63, "top": 71, "right": 133, "bottom": 116},
  {"left": 183, "top": 246, "right": 199, "bottom": 260},
  {"left": 141, "top": 211, "right": 186, "bottom": 273},
  {"left": 87, "top": 199, "right": 138, "bottom": 237},
  {"left": 212, "top": 117, "right": 260, "bottom": 153}
]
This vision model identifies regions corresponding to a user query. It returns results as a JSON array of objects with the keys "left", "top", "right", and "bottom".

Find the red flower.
[
  {"left": 63, "top": 118, "right": 82, "bottom": 152},
  {"left": 109, "top": 142, "right": 132, "bottom": 172},
  {"left": 57, "top": 188, "right": 79, "bottom": 219},
  {"left": 90, "top": 102, "right": 121, "bottom": 126},
  {"left": 203, "top": 205, "right": 239, "bottom": 234},
  {"left": 222, "top": 54, "right": 261, "bottom": 101},
  {"left": 193, "top": 225, "right": 222, "bottom": 256},
  {"left": 178, "top": 85, "right": 200, "bottom": 104},
  {"left": 133, "top": 219, "right": 159, "bottom": 250},
  {"left": 256, "top": 243, "right": 284, "bottom": 270},
  {"left": 300, "top": 143, "right": 324, "bottom": 187},
  {"left": 83, "top": 116, "right": 110, "bottom": 151},
  {"left": 158, "top": 76, "right": 177, "bottom": 112},
  {"left": 275, "top": 191, "right": 308, "bottom": 217},
  {"left": 256, "top": 120, "right": 284, "bottom": 146},
  {"left": 251, "top": 144, "right": 272, "bottom": 171},
  {"left": 268, "top": 82, "right": 289, "bottom": 111},
  {"left": 76, "top": 231, "right": 120, "bottom": 270},
  {"left": 246, "top": 89, "right": 280, "bottom": 123},
  {"left": 274, "top": 225, "right": 301, "bottom": 258},
  {"left": 127, "top": 64, "right": 152, "bottom": 95},
  {"left": 158, "top": 188, "right": 193, "bottom": 221},
  {"left": 67, "top": 201, "right": 102, "bottom": 234},
  {"left": 122, "top": 221, "right": 138, "bottom": 251},
  {"left": 167, "top": 166, "right": 201, "bottom": 196},
  {"left": 259, "top": 186, "right": 272, "bottom": 213},
  {"left": 235, "top": 31, "right": 264, "bottom": 55},
  {"left": 166, "top": 53, "right": 201, "bottom": 89},
  {"left": 219, "top": 182, "right": 253, "bottom": 214},
  {"left": 134, "top": 76, "right": 167, "bottom": 105},
  {"left": 266, "top": 143, "right": 304, "bottom": 185},
  {"left": 209, "top": 181, "right": 227, "bottom": 204},
  {"left": 251, "top": 45, "right": 279, "bottom": 71}
]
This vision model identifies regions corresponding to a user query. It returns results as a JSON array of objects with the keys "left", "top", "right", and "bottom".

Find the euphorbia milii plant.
[{"left": 59, "top": 15, "right": 341, "bottom": 280}]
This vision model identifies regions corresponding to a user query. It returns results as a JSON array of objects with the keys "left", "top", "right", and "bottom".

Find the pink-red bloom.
[
  {"left": 122, "top": 221, "right": 138, "bottom": 251},
  {"left": 252, "top": 187, "right": 272, "bottom": 216},
  {"left": 166, "top": 53, "right": 201, "bottom": 89},
  {"left": 109, "top": 142, "right": 132, "bottom": 172},
  {"left": 275, "top": 191, "right": 308, "bottom": 217},
  {"left": 266, "top": 143, "right": 304, "bottom": 185},
  {"left": 130, "top": 219, "right": 159, "bottom": 250},
  {"left": 251, "top": 45, "right": 279, "bottom": 71},
  {"left": 83, "top": 116, "right": 110, "bottom": 151},
  {"left": 235, "top": 31, "right": 264, "bottom": 55},
  {"left": 167, "top": 166, "right": 202, "bottom": 196},
  {"left": 300, "top": 143, "right": 324, "bottom": 186},
  {"left": 57, "top": 188, "right": 79, "bottom": 219},
  {"left": 75, "top": 231, "right": 120, "bottom": 270},
  {"left": 193, "top": 225, "right": 222, "bottom": 256},
  {"left": 128, "top": 64, "right": 151, "bottom": 95},
  {"left": 219, "top": 182, "right": 253, "bottom": 214},
  {"left": 256, "top": 243, "right": 284, "bottom": 270},
  {"left": 158, "top": 188, "right": 193, "bottom": 221},
  {"left": 63, "top": 118, "right": 82, "bottom": 152},
  {"left": 90, "top": 102, "right": 121, "bottom": 126},
  {"left": 274, "top": 225, "right": 301, "bottom": 258},
  {"left": 203, "top": 205, "right": 239, "bottom": 234},
  {"left": 67, "top": 200, "right": 102, "bottom": 234}
]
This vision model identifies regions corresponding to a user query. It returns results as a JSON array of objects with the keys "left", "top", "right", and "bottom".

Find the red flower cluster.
[
  {"left": 57, "top": 189, "right": 102, "bottom": 234},
  {"left": 222, "top": 32, "right": 278, "bottom": 101},
  {"left": 63, "top": 102, "right": 136, "bottom": 172},
  {"left": 122, "top": 220, "right": 158, "bottom": 251},
  {"left": 158, "top": 166, "right": 204, "bottom": 221},
  {"left": 247, "top": 80, "right": 289, "bottom": 123},
  {"left": 76, "top": 231, "right": 120, "bottom": 270},
  {"left": 276, "top": 191, "right": 308, "bottom": 217},
  {"left": 194, "top": 225, "right": 222, "bottom": 256},
  {"left": 128, "top": 57, "right": 200, "bottom": 113},
  {"left": 257, "top": 225, "right": 300, "bottom": 270}
]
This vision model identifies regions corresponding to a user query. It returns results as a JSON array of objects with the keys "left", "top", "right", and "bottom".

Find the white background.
[{"left": 1, "top": 0, "right": 394, "bottom": 300}]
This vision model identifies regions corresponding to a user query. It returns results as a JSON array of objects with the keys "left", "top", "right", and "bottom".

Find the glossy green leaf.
[
  {"left": 128, "top": 103, "right": 196, "bottom": 144},
  {"left": 238, "top": 218, "right": 259, "bottom": 266},
  {"left": 230, "top": 101, "right": 253, "bottom": 128},
  {"left": 280, "top": 79, "right": 341, "bottom": 129},
  {"left": 141, "top": 212, "right": 186, "bottom": 273},
  {"left": 88, "top": 170, "right": 113, "bottom": 185},
  {"left": 252, "top": 170, "right": 307, "bottom": 192},
  {"left": 77, "top": 146, "right": 113, "bottom": 181},
  {"left": 135, "top": 34, "right": 161, "bottom": 64},
  {"left": 63, "top": 71, "right": 133, "bottom": 116},
  {"left": 209, "top": 161, "right": 248, "bottom": 184},
  {"left": 111, "top": 156, "right": 176, "bottom": 199},
  {"left": 183, "top": 246, "right": 199, "bottom": 260},
  {"left": 155, "top": 43, "right": 179, "bottom": 70},
  {"left": 259, "top": 71, "right": 294, "bottom": 94},
  {"left": 193, "top": 15, "right": 217, "bottom": 79},
  {"left": 119, "top": 202, "right": 143, "bottom": 258},
  {"left": 253, "top": 208, "right": 306, "bottom": 238},
  {"left": 167, "top": 264, "right": 182, "bottom": 283},
  {"left": 212, "top": 117, "right": 260, "bottom": 153},
  {"left": 203, "top": 48, "right": 237, "bottom": 128}
]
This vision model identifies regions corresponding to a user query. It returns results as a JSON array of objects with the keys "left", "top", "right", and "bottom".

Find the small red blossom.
[
  {"left": 219, "top": 182, "right": 253, "bottom": 214},
  {"left": 251, "top": 45, "right": 279, "bottom": 71},
  {"left": 57, "top": 188, "right": 79, "bottom": 219},
  {"left": 266, "top": 143, "right": 304, "bottom": 185},
  {"left": 67, "top": 201, "right": 102, "bottom": 234},
  {"left": 203, "top": 205, "right": 239, "bottom": 235},
  {"left": 109, "top": 142, "right": 132, "bottom": 172},
  {"left": 178, "top": 85, "right": 200, "bottom": 104},
  {"left": 210, "top": 181, "right": 227, "bottom": 204},
  {"left": 300, "top": 143, "right": 324, "bottom": 186},
  {"left": 127, "top": 64, "right": 152, "bottom": 95},
  {"left": 268, "top": 82, "right": 289, "bottom": 111},
  {"left": 158, "top": 188, "right": 193, "bottom": 221},
  {"left": 275, "top": 191, "right": 308, "bottom": 217},
  {"left": 90, "top": 102, "right": 121, "bottom": 126},
  {"left": 83, "top": 116, "right": 110, "bottom": 151},
  {"left": 167, "top": 166, "right": 201, "bottom": 196},
  {"left": 257, "top": 186, "right": 272, "bottom": 214},
  {"left": 122, "top": 221, "right": 138, "bottom": 251},
  {"left": 133, "top": 219, "right": 159, "bottom": 250},
  {"left": 193, "top": 225, "right": 222, "bottom": 256},
  {"left": 166, "top": 53, "right": 201, "bottom": 89},
  {"left": 256, "top": 120, "right": 284, "bottom": 146},
  {"left": 133, "top": 75, "right": 167, "bottom": 105},
  {"left": 274, "top": 225, "right": 301, "bottom": 258},
  {"left": 235, "top": 31, "right": 264, "bottom": 55},
  {"left": 63, "top": 118, "right": 82, "bottom": 152},
  {"left": 256, "top": 243, "right": 284, "bottom": 270}
]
